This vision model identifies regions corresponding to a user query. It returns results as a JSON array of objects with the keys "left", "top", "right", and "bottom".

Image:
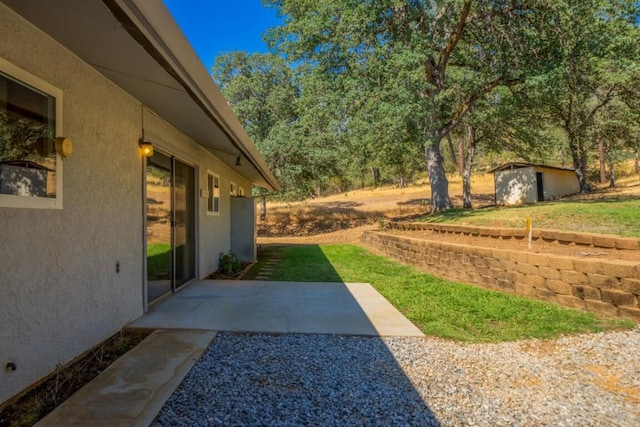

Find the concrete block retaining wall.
[
  {"left": 361, "top": 230, "right": 640, "bottom": 322},
  {"left": 385, "top": 222, "right": 640, "bottom": 250}
]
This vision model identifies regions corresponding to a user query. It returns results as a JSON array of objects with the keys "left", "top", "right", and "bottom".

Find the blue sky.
[{"left": 163, "top": 0, "right": 282, "bottom": 70}]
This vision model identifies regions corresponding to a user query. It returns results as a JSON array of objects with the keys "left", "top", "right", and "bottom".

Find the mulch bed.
[{"left": 0, "top": 329, "right": 151, "bottom": 427}]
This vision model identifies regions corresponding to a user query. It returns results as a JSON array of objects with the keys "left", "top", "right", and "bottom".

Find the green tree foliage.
[
  {"left": 522, "top": 0, "right": 640, "bottom": 192},
  {"left": 211, "top": 1, "right": 639, "bottom": 207},
  {"left": 213, "top": 52, "right": 340, "bottom": 200},
  {"left": 265, "top": 0, "right": 564, "bottom": 211},
  {"left": 0, "top": 112, "right": 53, "bottom": 163}
]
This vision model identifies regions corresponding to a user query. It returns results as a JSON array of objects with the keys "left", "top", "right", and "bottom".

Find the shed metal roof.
[{"left": 488, "top": 162, "right": 575, "bottom": 174}]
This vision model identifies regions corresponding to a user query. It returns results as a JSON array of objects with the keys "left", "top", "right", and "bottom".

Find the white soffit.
[{"left": 1, "top": 0, "right": 279, "bottom": 191}]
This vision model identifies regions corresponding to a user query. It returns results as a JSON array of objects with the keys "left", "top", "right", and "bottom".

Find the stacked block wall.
[
  {"left": 361, "top": 230, "right": 640, "bottom": 322},
  {"left": 385, "top": 222, "right": 640, "bottom": 250}
]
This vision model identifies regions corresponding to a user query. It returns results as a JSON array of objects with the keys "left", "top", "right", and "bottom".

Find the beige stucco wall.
[
  {"left": 539, "top": 167, "right": 580, "bottom": 200},
  {"left": 494, "top": 167, "right": 538, "bottom": 205},
  {"left": 0, "top": 4, "right": 144, "bottom": 403},
  {"left": 0, "top": 4, "right": 254, "bottom": 404}
]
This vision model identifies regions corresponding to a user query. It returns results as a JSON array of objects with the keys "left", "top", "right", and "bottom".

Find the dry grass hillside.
[
  {"left": 258, "top": 174, "right": 494, "bottom": 237},
  {"left": 257, "top": 170, "right": 640, "bottom": 245}
]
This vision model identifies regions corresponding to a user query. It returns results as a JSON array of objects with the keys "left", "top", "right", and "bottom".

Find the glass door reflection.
[
  {"left": 145, "top": 152, "right": 196, "bottom": 303},
  {"left": 173, "top": 159, "right": 195, "bottom": 289},
  {"left": 146, "top": 152, "right": 173, "bottom": 302}
]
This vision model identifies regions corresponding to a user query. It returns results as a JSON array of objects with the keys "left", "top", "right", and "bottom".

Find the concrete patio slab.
[
  {"left": 35, "top": 281, "right": 421, "bottom": 427},
  {"left": 36, "top": 329, "right": 216, "bottom": 427},
  {"left": 129, "top": 280, "right": 424, "bottom": 337}
]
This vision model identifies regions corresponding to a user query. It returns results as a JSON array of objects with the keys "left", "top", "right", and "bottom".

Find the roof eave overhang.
[
  {"left": 103, "top": 0, "right": 279, "bottom": 191},
  {"left": 1, "top": 0, "right": 279, "bottom": 191}
]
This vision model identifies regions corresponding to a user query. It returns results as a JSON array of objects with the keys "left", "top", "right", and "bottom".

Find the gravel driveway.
[{"left": 152, "top": 328, "right": 640, "bottom": 426}]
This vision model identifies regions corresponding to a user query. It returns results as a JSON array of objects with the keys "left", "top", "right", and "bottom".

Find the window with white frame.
[
  {"left": 229, "top": 181, "right": 237, "bottom": 197},
  {"left": 207, "top": 171, "right": 220, "bottom": 215},
  {"left": 0, "top": 57, "right": 63, "bottom": 209},
  {"left": 239, "top": 187, "right": 245, "bottom": 197}
]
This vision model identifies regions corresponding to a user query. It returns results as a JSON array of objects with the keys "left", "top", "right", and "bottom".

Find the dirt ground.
[
  {"left": 259, "top": 224, "right": 640, "bottom": 261},
  {"left": 257, "top": 172, "right": 640, "bottom": 260},
  {"left": 259, "top": 223, "right": 378, "bottom": 245}
]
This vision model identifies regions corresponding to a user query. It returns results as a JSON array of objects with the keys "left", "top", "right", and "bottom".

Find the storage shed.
[{"left": 489, "top": 163, "right": 579, "bottom": 206}]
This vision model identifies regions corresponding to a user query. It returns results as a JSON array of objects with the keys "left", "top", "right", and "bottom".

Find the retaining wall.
[
  {"left": 385, "top": 222, "right": 640, "bottom": 250},
  {"left": 361, "top": 229, "right": 640, "bottom": 322}
]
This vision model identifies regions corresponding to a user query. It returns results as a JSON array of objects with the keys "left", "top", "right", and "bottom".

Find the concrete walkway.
[
  {"left": 129, "top": 280, "right": 424, "bottom": 336},
  {"left": 36, "top": 329, "right": 216, "bottom": 427},
  {"left": 37, "top": 280, "right": 422, "bottom": 426}
]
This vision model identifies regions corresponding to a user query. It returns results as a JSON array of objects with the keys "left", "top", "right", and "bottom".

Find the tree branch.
[
  {"left": 438, "top": 76, "right": 523, "bottom": 139},
  {"left": 438, "top": 0, "right": 473, "bottom": 79}
]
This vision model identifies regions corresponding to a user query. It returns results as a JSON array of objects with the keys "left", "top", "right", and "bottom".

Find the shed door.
[{"left": 536, "top": 172, "right": 544, "bottom": 202}]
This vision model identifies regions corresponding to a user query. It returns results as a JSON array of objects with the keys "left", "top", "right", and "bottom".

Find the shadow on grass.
[
  {"left": 418, "top": 207, "right": 498, "bottom": 223},
  {"left": 419, "top": 190, "right": 640, "bottom": 225},
  {"left": 398, "top": 193, "right": 496, "bottom": 208},
  {"left": 145, "top": 245, "right": 442, "bottom": 424},
  {"left": 247, "top": 244, "right": 343, "bottom": 282},
  {"left": 564, "top": 192, "right": 640, "bottom": 204}
]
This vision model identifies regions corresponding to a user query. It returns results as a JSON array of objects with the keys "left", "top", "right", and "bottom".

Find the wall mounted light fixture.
[
  {"left": 235, "top": 156, "right": 242, "bottom": 166},
  {"left": 139, "top": 139, "right": 154, "bottom": 157},
  {"left": 55, "top": 137, "right": 73, "bottom": 158}
]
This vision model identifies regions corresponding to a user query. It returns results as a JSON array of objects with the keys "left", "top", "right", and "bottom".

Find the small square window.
[
  {"left": 0, "top": 57, "right": 63, "bottom": 209},
  {"left": 207, "top": 171, "right": 220, "bottom": 215}
]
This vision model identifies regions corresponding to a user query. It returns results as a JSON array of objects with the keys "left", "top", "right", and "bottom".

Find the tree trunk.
[
  {"left": 609, "top": 161, "right": 616, "bottom": 188},
  {"left": 635, "top": 153, "right": 640, "bottom": 182},
  {"left": 425, "top": 139, "right": 452, "bottom": 212},
  {"left": 371, "top": 167, "right": 380, "bottom": 188},
  {"left": 259, "top": 195, "right": 266, "bottom": 222},
  {"left": 445, "top": 133, "right": 459, "bottom": 176},
  {"left": 462, "top": 126, "right": 476, "bottom": 209},
  {"left": 399, "top": 174, "right": 406, "bottom": 188},
  {"left": 458, "top": 135, "right": 465, "bottom": 177},
  {"left": 598, "top": 138, "right": 606, "bottom": 184},
  {"left": 568, "top": 138, "right": 592, "bottom": 193}
]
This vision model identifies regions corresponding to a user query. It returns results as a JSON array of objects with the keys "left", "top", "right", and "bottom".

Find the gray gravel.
[{"left": 152, "top": 328, "right": 640, "bottom": 426}]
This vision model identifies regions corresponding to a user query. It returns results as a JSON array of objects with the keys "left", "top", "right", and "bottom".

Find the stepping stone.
[{"left": 255, "top": 275, "right": 270, "bottom": 280}]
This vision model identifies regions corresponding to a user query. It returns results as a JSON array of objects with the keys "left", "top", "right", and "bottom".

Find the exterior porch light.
[
  {"left": 139, "top": 139, "right": 154, "bottom": 157},
  {"left": 235, "top": 155, "right": 242, "bottom": 166}
]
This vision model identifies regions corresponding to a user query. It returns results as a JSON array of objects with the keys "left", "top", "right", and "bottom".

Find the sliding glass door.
[
  {"left": 146, "top": 151, "right": 195, "bottom": 303},
  {"left": 174, "top": 159, "right": 196, "bottom": 288}
]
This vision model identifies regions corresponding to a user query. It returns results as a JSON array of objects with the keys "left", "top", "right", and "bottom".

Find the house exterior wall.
[
  {"left": 0, "top": 4, "right": 254, "bottom": 404},
  {"left": 494, "top": 166, "right": 538, "bottom": 206},
  {"left": 0, "top": 4, "right": 144, "bottom": 403},
  {"left": 230, "top": 197, "right": 257, "bottom": 262},
  {"left": 143, "top": 112, "right": 252, "bottom": 279},
  {"left": 538, "top": 167, "right": 580, "bottom": 200}
]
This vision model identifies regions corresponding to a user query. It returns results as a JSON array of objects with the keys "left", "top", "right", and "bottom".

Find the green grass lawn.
[
  {"left": 423, "top": 196, "right": 640, "bottom": 237},
  {"left": 247, "top": 244, "right": 634, "bottom": 342}
]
